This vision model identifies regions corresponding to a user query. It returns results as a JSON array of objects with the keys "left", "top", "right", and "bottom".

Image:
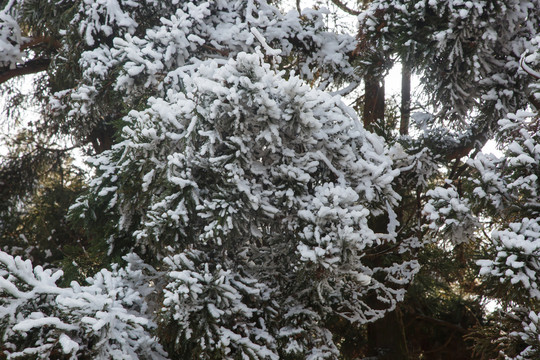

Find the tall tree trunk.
[
  {"left": 400, "top": 63, "right": 411, "bottom": 135},
  {"left": 362, "top": 207, "right": 410, "bottom": 360},
  {"left": 367, "top": 306, "right": 409, "bottom": 360},
  {"left": 363, "top": 74, "right": 385, "bottom": 130}
]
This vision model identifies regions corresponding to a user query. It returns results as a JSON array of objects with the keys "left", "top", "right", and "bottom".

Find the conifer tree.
[
  {"left": 1, "top": 0, "right": 540, "bottom": 359},
  {"left": 0, "top": 0, "right": 415, "bottom": 357},
  {"left": 356, "top": 0, "right": 540, "bottom": 357}
]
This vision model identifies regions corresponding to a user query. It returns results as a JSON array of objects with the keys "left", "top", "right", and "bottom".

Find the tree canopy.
[{"left": 0, "top": 0, "right": 539, "bottom": 359}]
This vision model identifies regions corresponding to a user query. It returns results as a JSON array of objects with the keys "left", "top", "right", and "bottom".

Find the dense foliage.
[{"left": 0, "top": 0, "right": 539, "bottom": 359}]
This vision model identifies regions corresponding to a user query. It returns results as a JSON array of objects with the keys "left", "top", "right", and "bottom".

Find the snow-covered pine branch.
[
  {"left": 72, "top": 51, "right": 418, "bottom": 357},
  {"left": 0, "top": 251, "right": 166, "bottom": 359}
]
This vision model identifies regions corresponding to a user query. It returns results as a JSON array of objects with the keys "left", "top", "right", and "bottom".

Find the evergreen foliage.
[{"left": 0, "top": 0, "right": 540, "bottom": 359}]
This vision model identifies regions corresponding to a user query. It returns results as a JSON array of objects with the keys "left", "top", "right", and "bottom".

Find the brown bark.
[
  {"left": 400, "top": 63, "right": 411, "bottom": 135},
  {"left": 0, "top": 58, "right": 51, "bottom": 85},
  {"left": 0, "top": 36, "right": 61, "bottom": 85},
  {"left": 363, "top": 215, "right": 410, "bottom": 359},
  {"left": 363, "top": 74, "right": 385, "bottom": 130},
  {"left": 330, "top": 0, "right": 361, "bottom": 15},
  {"left": 367, "top": 307, "right": 410, "bottom": 360},
  {"left": 20, "top": 36, "right": 61, "bottom": 51}
]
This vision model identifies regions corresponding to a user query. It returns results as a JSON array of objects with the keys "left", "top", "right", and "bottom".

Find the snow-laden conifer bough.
[
  {"left": 73, "top": 51, "right": 418, "bottom": 359},
  {"left": 0, "top": 1, "right": 419, "bottom": 358},
  {"left": 1, "top": 0, "right": 540, "bottom": 358}
]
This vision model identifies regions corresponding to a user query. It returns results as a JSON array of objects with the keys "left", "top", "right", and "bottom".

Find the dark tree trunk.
[
  {"left": 367, "top": 307, "right": 409, "bottom": 360},
  {"left": 363, "top": 74, "right": 385, "bottom": 130},
  {"left": 362, "top": 209, "right": 410, "bottom": 360},
  {"left": 400, "top": 63, "right": 411, "bottom": 135}
]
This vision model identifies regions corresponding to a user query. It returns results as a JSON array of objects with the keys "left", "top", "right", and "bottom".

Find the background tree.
[
  {"left": 0, "top": 0, "right": 540, "bottom": 359},
  {"left": 356, "top": 0, "right": 540, "bottom": 358}
]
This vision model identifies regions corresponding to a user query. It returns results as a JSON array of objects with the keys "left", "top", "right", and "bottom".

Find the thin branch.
[
  {"left": 20, "top": 36, "right": 61, "bottom": 51},
  {"left": 201, "top": 44, "right": 229, "bottom": 57},
  {"left": 364, "top": 242, "right": 401, "bottom": 258},
  {"left": 452, "top": 148, "right": 480, "bottom": 181},
  {"left": 330, "top": 0, "right": 361, "bottom": 15},
  {"left": 414, "top": 313, "right": 467, "bottom": 334},
  {"left": 520, "top": 53, "right": 540, "bottom": 79},
  {"left": 447, "top": 158, "right": 461, "bottom": 182},
  {"left": 35, "top": 143, "right": 79, "bottom": 153},
  {"left": 423, "top": 332, "right": 456, "bottom": 354}
]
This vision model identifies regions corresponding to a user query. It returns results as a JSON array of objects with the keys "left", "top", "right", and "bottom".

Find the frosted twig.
[
  {"left": 520, "top": 51, "right": 540, "bottom": 79},
  {"left": 250, "top": 27, "right": 282, "bottom": 66}
]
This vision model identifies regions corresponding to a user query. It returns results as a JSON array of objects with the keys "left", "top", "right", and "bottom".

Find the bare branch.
[
  {"left": 414, "top": 313, "right": 467, "bottom": 334},
  {"left": 0, "top": 36, "right": 61, "bottom": 85},
  {"left": 330, "top": 0, "right": 360, "bottom": 16},
  {"left": 0, "top": 58, "right": 50, "bottom": 85},
  {"left": 520, "top": 53, "right": 540, "bottom": 79},
  {"left": 201, "top": 43, "right": 229, "bottom": 57},
  {"left": 20, "top": 36, "right": 61, "bottom": 51}
]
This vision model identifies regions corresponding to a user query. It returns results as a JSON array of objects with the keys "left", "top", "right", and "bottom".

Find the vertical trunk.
[
  {"left": 400, "top": 63, "right": 411, "bottom": 135},
  {"left": 362, "top": 191, "right": 410, "bottom": 360},
  {"left": 363, "top": 74, "right": 385, "bottom": 130},
  {"left": 362, "top": 65, "right": 409, "bottom": 359},
  {"left": 367, "top": 307, "right": 409, "bottom": 360}
]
